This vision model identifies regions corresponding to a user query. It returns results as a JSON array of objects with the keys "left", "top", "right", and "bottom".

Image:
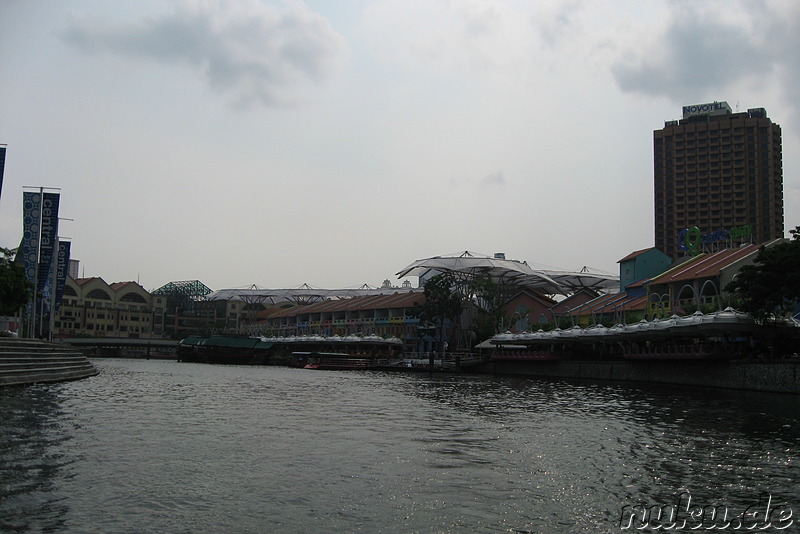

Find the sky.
[{"left": 1, "top": 0, "right": 799, "bottom": 292}]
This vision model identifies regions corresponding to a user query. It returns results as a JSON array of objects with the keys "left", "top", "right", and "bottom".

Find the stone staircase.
[{"left": 0, "top": 338, "right": 99, "bottom": 386}]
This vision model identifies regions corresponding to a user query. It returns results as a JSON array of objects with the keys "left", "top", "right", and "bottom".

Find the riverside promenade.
[{"left": 0, "top": 338, "right": 98, "bottom": 386}]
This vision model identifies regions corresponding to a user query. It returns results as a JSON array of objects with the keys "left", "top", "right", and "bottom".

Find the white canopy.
[
  {"left": 538, "top": 266, "right": 619, "bottom": 293},
  {"left": 490, "top": 308, "right": 760, "bottom": 344},
  {"left": 207, "top": 283, "right": 413, "bottom": 304},
  {"left": 396, "top": 251, "right": 614, "bottom": 295}
]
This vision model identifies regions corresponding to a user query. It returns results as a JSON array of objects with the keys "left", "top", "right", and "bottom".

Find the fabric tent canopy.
[
  {"left": 207, "top": 283, "right": 413, "bottom": 304},
  {"left": 395, "top": 251, "right": 566, "bottom": 295},
  {"left": 537, "top": 266, "right": 619, "bottom": 293}
]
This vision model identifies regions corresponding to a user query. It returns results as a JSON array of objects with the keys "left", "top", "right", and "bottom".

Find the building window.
[
  {"left": 87, "top": 289, "right": 112, "bottom": 300},
  {"left": 120, "top": 292, "right": 147, "bottom": 303}
]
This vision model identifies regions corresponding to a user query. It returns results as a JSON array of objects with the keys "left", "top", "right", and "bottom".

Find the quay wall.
[{"left": 483, "top": 359, "right": 800, "bottom": 394}]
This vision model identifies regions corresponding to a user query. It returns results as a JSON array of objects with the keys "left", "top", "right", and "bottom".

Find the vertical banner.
[
  {"left": 55, "top": 240, "right": 71, "bottom": 311},
  {"left": 38, "top": 192, "right": 60, "bottom": 314},
  {"left": 21, "top": 191, "right": 41, "bottom": 337},
  {"left": 21, "top": 192, "right": 42, "bottom": 285},
  {"left": 0, "top": 145, "right": 6, "bottom": 204}
]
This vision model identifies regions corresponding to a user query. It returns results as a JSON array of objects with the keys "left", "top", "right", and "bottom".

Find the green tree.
[
  {"left": 417, "top": 273, "right": 462, "bottom": 353},
  {"left": 725, "top": 227, "right": 800, "bottom": 321},
  {"left": 468, "top": 274, "right": 509, "bottom": 340},
  {"left": 0, "top": 247, "right": 34, "bottom": 316}
]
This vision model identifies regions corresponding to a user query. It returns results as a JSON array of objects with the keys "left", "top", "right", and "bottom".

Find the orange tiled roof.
[
  {"left": 650, "top": 245, "right": 759, "bottom": 285},
  {"left": 73, "top": 277, "right": 104, "bottom": 287},
  {"left": 625, "top": 278, "right": 649, "bottom": 289},
  {"left": 255, "top": 307, "right": 290, "bottom": 320},
  {"left": 507, "top": 288, "right": 557, "bottom": 306},
  {"left": 109, "top": 281, "right": 140, "bottom": 291},
  {"left": 568, "top": 291, "right": 648, "bottom": 315},
  {"left": 265, "top": 291, "right": 427, "bottom": 319},
  {"left": 617, "top": 247, "right": 657, "bottom": 263}
]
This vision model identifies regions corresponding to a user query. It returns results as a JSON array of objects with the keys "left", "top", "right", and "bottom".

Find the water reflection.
[
  {"left": 394, "top": 372, "right": 800, "bottom": 524},
  {"left": 0, "top": 384, "right": 74, "bottom": 532},
  {"left": 1, "top": 360, "right": 798, "bottom": 533}
]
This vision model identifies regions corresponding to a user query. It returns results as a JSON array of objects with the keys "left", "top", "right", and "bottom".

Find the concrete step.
[
  {"left": 0, "top": 341, "right": 84, "bottom": 355},
  {"left": 0, "top": 366, "right": 98, "bottom": 386},
  {"left": 0, "top": 353, "right": 89, "bottom": 361},
  {"left": 0, "top": 363, "right": 96, "bottom": 374},
  {"left": 0, "top": 360, "right": 94, "bottom": 371},
  {"left": 0, "top": 338, "right": 98, "bottom": 386}
]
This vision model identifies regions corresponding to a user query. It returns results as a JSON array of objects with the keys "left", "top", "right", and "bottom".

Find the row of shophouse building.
[
  {"left": 49, "top": 278, "right": 248, "bottom": 339},
  {"left": 48, "top": 277, "right": 427, "bottom": 342},
  {"left": 33, "top": 238, "right": 786, "bottom": 351}
]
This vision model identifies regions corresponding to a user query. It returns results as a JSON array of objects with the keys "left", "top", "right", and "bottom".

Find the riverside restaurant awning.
[{"left": 489, "top": 308, "right": 764, "bottom": 345}]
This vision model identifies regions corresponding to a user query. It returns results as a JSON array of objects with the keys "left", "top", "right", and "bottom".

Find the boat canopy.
[{"left": 179, "top": 336, "right": 273, "bottom": 349}]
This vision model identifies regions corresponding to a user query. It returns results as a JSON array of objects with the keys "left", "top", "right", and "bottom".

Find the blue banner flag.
[
  {"left": 21, "top": 191, "right": 42, "bottom": 285},
  {"left": 37, "top": 192, "right": 60, "bottom": 313},
  {"left": 55, "top": 241, "right": 71, "bottom": 311},
  {"left": 0, "top": 146, "right": 6, "bottom": 204}
]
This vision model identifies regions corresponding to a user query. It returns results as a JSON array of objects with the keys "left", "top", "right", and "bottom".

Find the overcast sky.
[{"left": 1, "top": 0, "right": 798, "bottom": 291}]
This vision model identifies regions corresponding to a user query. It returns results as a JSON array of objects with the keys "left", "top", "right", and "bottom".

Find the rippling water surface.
[{"left": 1, "top": 359, "right": 799, "bottom": 533}]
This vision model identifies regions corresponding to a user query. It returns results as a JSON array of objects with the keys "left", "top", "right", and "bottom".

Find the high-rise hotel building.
[{"left": 653, "top": 101, "right": 784, "bottom": 260}]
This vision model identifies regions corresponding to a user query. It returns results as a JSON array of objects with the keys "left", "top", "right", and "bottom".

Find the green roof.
[{"left": 180, "top": 335, "right": 271, "bottom": 349}]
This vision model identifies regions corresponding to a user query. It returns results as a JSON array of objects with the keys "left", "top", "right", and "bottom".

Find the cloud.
[
  {"left": 535, "top": 0, "right": 587, "bottom": 50},
  {"left": 610, "top": 0, "right": 800, "bottom": 125},
  {"left": 448, "top": 170, "right": 506, "bottom": 190},
  {"left": 480, "top": 171, "right": 505, "bottom": 187},
  {"left": 362, "top": 0, "right": 539, "bottom": 73},
  {"left": 612, "top": 19, "right": 769, "bottom": 98},
  {"left": 61, "top": 0, "right": 347, "bottom": 107}
]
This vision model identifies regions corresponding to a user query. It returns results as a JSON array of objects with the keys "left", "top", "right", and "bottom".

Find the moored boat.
[
  {"left": 178, "top": 333, "right": 404, "bottom": 368},
  {"left": 296, "top": 351, "right": 379, "bottom": 370},
  {"left": 177, "top": 335, "right": 272, "bottom": 365}
]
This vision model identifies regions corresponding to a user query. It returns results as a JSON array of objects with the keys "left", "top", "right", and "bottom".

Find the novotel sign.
[{"left": 682, "top": 101, "right": 732, "bottom": 119}]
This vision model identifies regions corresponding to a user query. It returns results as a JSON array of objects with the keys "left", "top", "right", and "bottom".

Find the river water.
[{"left": 1, "top": 359, "right": 798, "bottom": 533}]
